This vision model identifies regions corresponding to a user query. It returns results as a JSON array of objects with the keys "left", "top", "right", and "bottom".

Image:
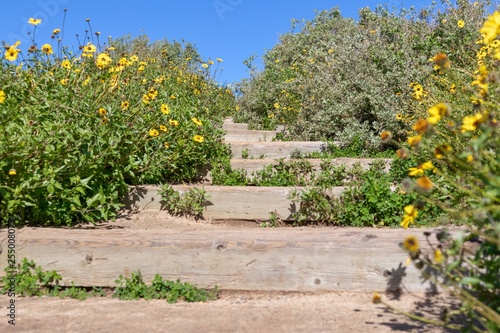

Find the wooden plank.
[
  {"left": 124, "top": 185, "right": 346, "bottom": 220},
  {"left": 229, "top": 158, "right": 393, "bottom": 174},
  {"left": 0, "top": 227, "right": 443, "bottom": 292},
  {"left": 223, "top": 129, "right": 278, "bottom": 142},
  {"left": 223, "top": 118, "right": 248, "bottom": 130},
  {"left": 228, "top": 141, "right": 334, "bottom": 159}
]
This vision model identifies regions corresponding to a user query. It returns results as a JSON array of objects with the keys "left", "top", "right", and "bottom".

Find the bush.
[
  {"left": 376, "top": 8, "right": 499, "bottom": 331},
  {"left": 0, "top": 18, "right": 235, "bottom": 226},
  {"left": 235, "top": 1, "right": 489, "bottom": 153}
]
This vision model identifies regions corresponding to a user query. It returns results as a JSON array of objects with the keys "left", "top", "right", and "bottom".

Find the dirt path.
[{"left": 0, "top": 291, "right": 456, "bottom": 333}]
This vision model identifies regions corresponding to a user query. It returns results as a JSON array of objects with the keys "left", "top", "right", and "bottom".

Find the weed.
[
  {"left": 0, "top": 258, "right": 104, "bottom": 300},
  {"left": 114, "top": 270, "right": 217, "bottom": 303},
  {"left": 159, "top": 185, "right": 207, "bottom": 219},
  {"left": 241, "top": 149, "right": 249, "bottom": 159}
]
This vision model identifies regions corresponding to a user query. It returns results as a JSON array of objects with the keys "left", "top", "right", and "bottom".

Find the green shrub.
[
  {"left": 114, "top": 270, "right": 217, "bottom": 303},
  {"left": 0, "top": 19, "right": 235, "bottom": 226},
  {"left": 375, "top": 8, "right": 499, "bottom": 331},
  {"left": 235, "top": 1, "right": 489, "bottom": 153}
]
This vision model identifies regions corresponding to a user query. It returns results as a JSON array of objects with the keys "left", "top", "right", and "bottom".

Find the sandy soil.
[
  {"left": 0, "top": 291, "right": 459, "bottom": 333},
  {"left": 1, "top": 211, "right": 460, "bottom": 333}
]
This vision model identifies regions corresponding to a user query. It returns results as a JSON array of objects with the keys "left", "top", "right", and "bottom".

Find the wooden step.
[
  {"left": 125, "top": 185, "right": 346, "bottom": 220},
  {"left": 223, "top": 118, "right": 248, "bottom": 130},
  {"left": 229, "top": 158, "right": 393, "bottom": 174},
  {"left": 0, "top": 227, "right": 442, "bottom": 292},
  {"left": 228, "top": 141, "right": 333, "bottom": 159},
  {"left": 223, "top": 129, "right": 278, "bottom": 142}
]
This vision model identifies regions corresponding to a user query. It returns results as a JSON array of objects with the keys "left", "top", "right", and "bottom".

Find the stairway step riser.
[
  {"left": 229, "top": 142, "right": 334, "bottom": 159},
  {"left": 125, "top": 185, "right": 346, "bottom": 220},
  {"left": 223, "top": 129, "right": 278, "bottom": 142}
]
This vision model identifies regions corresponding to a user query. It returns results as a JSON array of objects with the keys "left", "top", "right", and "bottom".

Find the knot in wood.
[{"left": 85, "top": 254, "right": 93, "bottom": 264}]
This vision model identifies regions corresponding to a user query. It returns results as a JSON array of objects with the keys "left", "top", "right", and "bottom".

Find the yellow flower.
[
  {"left": 409, "top": 161, "right": 434, "bottom": 177},
  {"left": 159, "top": 125, "right": 167, "bottom": 132},
  {"left": 170, "top": 94, "right": 176, "bottom": 100},
  {"left": 142, "top": 95, "right": 151, "bottom": 104},
  {"left": 410, "top": 83, "right": 426, "bottom": 100},
  {"left": 421, "top": 161, "right": 434, "bottom": 170},
  {"left": 121, "top": 101, "right": 130, "bottom": 110},
  {"left": 161, "top": 104, "right": 170, "bottom": 114},
  {"left": 416, "top": 176, "right": 433, "bottom": 192},
  {"left": 98, "top": 108, "right": 107, "bottom": 116},
  {"left": 9, "top": 168, "right": 16, "bottom": 176},
  {"left": 412, "top": 119, "right": 430, "bottom": 134},
  {"left": 449, "top": 83, "right": 456, "bottom": 94},
  {"left": 96, "top": 53, "right": 113, "bottom": 69},
  {"left": 401, "top": 205, "right": 418, "bottom": 228},
  {"left": 202, "top": 63, "right": 209, "bottom": 69},
  {"left": 4, "top": 46, "right": 19, "bottom": 62},
  {"left": 169, "top": 119, "right": 179, "bottom": 126},
  {"left": 101, "top": 117, "right": 109, "bottom": 124},
  {"left": 408, "top": 166, "right": 424, "bottom": 177},
  {"left": 466, "top": 154, "right": 474, "bottom": 163},
  {"left": 28, "top": 18, "right": 42, "bottom": 25},
  {"left": 380, "top": 131, "right": 392, "bottom": 142},
  {"left": 60, "top": 78, "right": 69, "bottom": 86},
  {"left": 431, "top": 53, "right": 450, "bottom": 69},
  {"left": 407, "top": 135, "right": 422, "bottom": 147},
  {"left": 427, "top": 103, "right": 449, "bottom": 124},
  {"left": 461, "top": 113, "right": 485, "bottom": 132},
  {"left": 434, "top": 249, "right": 444, "bottom": 264},
  {"left": 457, "top": 20, "right": 465, "bottom": 28},
  {"left": 396, "top": 149, "right": 408, "bottom": 159},
  {"left": 53, "top": 28, "right": 60, "bottom": 35},
  {"left": 164, "top": 142, "right": 169, "bottom": 148},
  {"left": 403, "top": 235, "right": 419, "bottom": 253},
  {"left": 372, "top": 292, "right": 381, "bottom": 304},
  {"left": 395, "top": 113, "right": 403, "bottom": 120},
  {"left": 149, "top": 129, "right": 160, "bottom": 137},
  {"left": 0, "top": 90, "right": 6, "bottom": 104},
  {"left": 480, "top": 11, "right": 500, "bottom": 44},
  {"left": 61, "top": 59, "right": 71, "bottom": 69},
  {"left": 434, "top": 145, "right": 452, "bottom": 159},
  {"left": 193, "top": 135, "right": 204, "bottom": 143},
  {"left": 147, "top": 89, "right": 158, "bottom": 100},
  {"left": 192, "top": 117, "right": 202, "bottom": 126},
  {"left": 216, "top": 57, "right": 223, "bottom": 62},
  {"left": 83, "top": 43, "right": 97, "bottom": 53},
  {"left": 41, "top": 44, "right": 53, "bottom": 55}
]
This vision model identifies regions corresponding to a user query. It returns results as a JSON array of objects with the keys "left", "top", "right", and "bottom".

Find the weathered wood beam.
[{"left": 0, "top": 227, "right": 439, "bottom": 292}]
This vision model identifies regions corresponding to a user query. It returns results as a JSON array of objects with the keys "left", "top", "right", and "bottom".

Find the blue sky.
[{"left": 2, "top": 0, "right": 443, "bottom": 85}]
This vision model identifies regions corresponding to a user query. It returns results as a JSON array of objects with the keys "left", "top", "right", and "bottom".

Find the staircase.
[
  {"left": 125, "top": 118, "right": 392, "bottom": 222},
  {"left": 2, "top": 120, "right": 435, "bottom": 294}
]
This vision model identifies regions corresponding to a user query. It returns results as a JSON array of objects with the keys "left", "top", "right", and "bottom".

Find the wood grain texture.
[
  {"left": 229, "top": 158, "right": 393, "bottom": 174},
  {"left": 228, "top": 141, "right": 334, "bottom": 159},
  {"left": 223, "top": 129, "right": 278, "bottom": 142},
  {"left": 125, "top": 185, "right": 346, "bottom": 220},
  {"left": 0, "top": 227, "right": 441, "bottom": 292},
  {"left": 223, "top": 118, "right": 248, "bottom": 130}
]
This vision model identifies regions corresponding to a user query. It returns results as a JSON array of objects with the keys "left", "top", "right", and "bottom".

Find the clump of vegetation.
[
  {"left": 0, "top": 258, "right": 217, "bottom": 303},
  {"left": 0, "top": 258, "right": 105, "bottom": 300},
  {"left": 374, "top": 7, "right": 499, "bottom": 332},
  {"left": 159, "top": 185, "right": 207, "bottom": 219},
  {"left": 235, "top": 1, "right": 488, "bottom": 153},
  {"left": 0, "top": 14, "right": 235, "bottom": 226},
  {"left": 114, "top": 270, "right": 217, "bottom": 303}
]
